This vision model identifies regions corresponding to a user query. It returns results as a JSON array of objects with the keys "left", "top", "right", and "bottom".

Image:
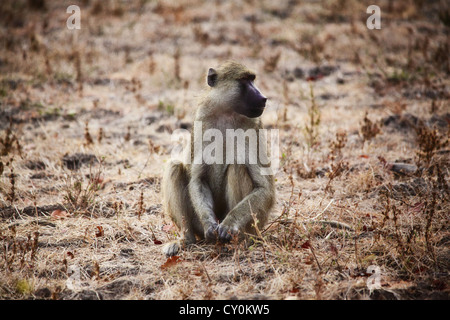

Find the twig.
[
  {"left": 309, "top": 242, "right": 322, "bottom": 273},
  {"left": 137, "top": 152, "right": 151, "bottom": 179},
  {"left": 200, "top": 261, "right": 212, "bottom": 283},
  {"left": 304, "top": 199, "right": 334, "bottom": 222},
  {"left": 314, "top": 220, "right": 353, "bottom": 231}
]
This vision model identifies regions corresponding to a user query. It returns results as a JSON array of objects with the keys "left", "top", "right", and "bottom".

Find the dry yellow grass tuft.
[{"left": 0, "top": 0, "right": 449, "bottom": 300}]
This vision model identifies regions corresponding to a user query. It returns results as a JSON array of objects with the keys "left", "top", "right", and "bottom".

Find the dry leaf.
[
  {"left": 289, "top": 287, "right": 300, "bottom": 294},
  {"left": 300, "top": 240, "right": 311, "bottom": 249},
  {"left": 304, "top": 254, "right": 314, "bottom": 265},
  {"left": 51, "top": 209, "right": 70, "bottom": 219},
  {"left": 192, "top": 268, "right": 203, "bottom": 277},
  {"left": 409, "top": 202, "right": 425, "bottom": 213},
  {"left": 329, "top": 243, "right": 338, "bottom": 255},
  {"left": 162, "top": 224, "right": 174, "bottom": 232},
  {"left": 92, "top": 261, "right": 100, "bottom": 279},
  {"left": 160, "top": 255, "right": 182, "bottom": 270},
  {"left": 95, "top": 226, "right": 104, "bottom": 237}
]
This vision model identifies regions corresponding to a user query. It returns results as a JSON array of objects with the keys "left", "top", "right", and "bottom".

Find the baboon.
[{"left": 162, "top": 61, "right": 275, "bottom": 256}]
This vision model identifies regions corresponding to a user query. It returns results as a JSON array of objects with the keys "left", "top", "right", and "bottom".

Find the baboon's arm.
[
  {"left": 188, "top": 165, "right": 219, "bottom": 240},
  {"left": 219, "top": 164, "right": 274, "bottom": 240}
]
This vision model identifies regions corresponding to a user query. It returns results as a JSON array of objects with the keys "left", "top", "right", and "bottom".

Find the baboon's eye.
[
  {"left": 240, "top": 74, "right": 255, "bottom": 82},
  {"left": 246, "top": 74, "right": 256, "bottom": 81}
]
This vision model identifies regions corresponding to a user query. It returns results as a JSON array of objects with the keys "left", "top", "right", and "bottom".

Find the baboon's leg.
[
  {"left": 224, "top": 165, "right": 254, "bottom": 237},
  {"left": 162, "top": 162, "right": 202, "bottom": 256},
  {"left": 221, "top": 164, "right": 274, "bottom": 241},
  {"left": 225, "top": 165, "right": 253, "bottom": 211}
]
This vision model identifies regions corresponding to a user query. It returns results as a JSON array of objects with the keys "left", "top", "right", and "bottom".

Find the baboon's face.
[
  {"left": 234, "top": 75, "right": 267, "bottom": 118},
  {"left": 207, "top": 64, "right": 267, "bottom": 118}
]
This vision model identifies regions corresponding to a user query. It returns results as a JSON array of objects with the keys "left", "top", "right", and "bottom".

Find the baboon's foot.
[{"left": 162, "top": 240, "right": 182, "bottom": 257}]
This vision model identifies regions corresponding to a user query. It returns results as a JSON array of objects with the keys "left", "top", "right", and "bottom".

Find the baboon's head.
[{"left": 207, "top": 61, "right": 267, "bottom": 118}]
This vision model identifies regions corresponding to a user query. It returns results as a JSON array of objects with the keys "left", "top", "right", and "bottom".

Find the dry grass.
[{"left": 0, "top": 0, "right": 449, "bottom": 300}]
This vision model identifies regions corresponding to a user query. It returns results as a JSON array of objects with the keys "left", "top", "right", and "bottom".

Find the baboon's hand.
[
  {"left": 217, "top": 223, "right": 239, "bottom": 243},
  {"left": 205, "top": 223, "right": 219, "bottom": 243}
]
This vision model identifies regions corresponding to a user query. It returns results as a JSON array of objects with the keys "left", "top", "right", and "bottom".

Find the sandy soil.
[{"left": 0, "top": 0, "right": 449, "bottom": 300}]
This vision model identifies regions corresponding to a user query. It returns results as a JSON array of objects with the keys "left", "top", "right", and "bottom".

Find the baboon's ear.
[{"left": 207, "top": 68, "right": 217, "bottom": 87}]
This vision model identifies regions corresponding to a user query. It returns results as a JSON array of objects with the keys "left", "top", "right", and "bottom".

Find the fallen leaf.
[
  {"left": 329, "top": 243, "right": 338, "bottom": 255},
  {"left": 300, "top": 240, "right": 311, "bottom": 249},
  {"left": 92, "top": 261, "right": 100, "bottom": 279},
  {"left": 162, "top": 224, "right": 174, "bottom": 232},
  {"left": 304, "top": 255, "right": 314, "bottom": 265},
  {"left": 409, "top": 202, "right": 425, "bottom": 213},
  {"left": 51, "top": 209, "right": 70, "bottom": 219},
  {"left": 153, "top": 239, "right": 162, "bottom": 245},
  {"left": 377, "top": 156, "right": 387, "bottom": 165},
  {"left": 192, "top": 268, "right": 203, "bottom": 276},
  {"left": 160, "top": 255, "right": 182, "bottom": 270},
  {"left": 306, "top": 75, "right": 323, "bottom": 81},
  {"left": 289, "top": 287, "right": 300, "bottom": 294},
  {"left": 359, "top": 154, "right": 369, "bottom": 159},
  {"left": 95, "top": 226, "right": 104, "bottom": 237}
]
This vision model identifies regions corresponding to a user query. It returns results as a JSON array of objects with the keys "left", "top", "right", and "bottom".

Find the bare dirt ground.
[{"left": 0, "top": 0, "right": 449, "bottom": 300}]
